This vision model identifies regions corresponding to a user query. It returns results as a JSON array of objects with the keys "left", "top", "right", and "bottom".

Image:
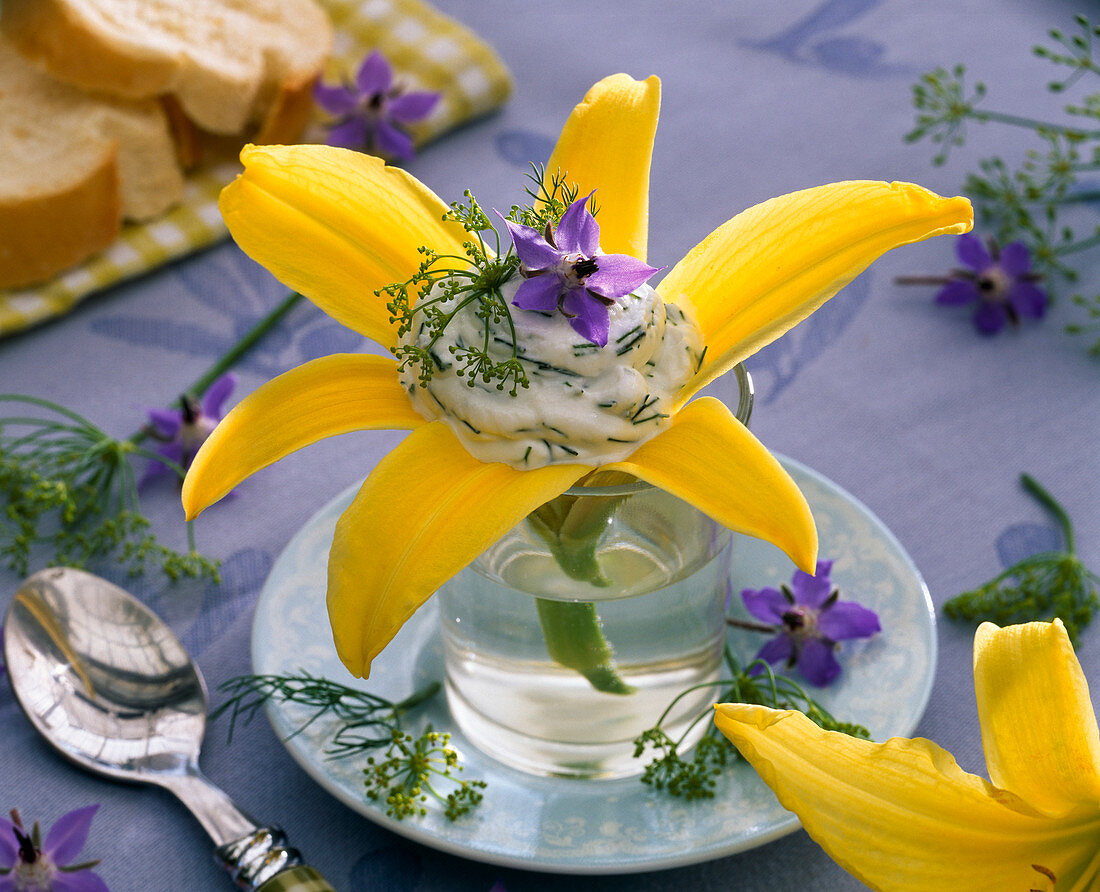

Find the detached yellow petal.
[
  {"left": 714, "top": 704, "right": 1100, "bottom": 891},
  {"left": 220, "top": 144, "right": 469, "bottom": 348},
  {"left": 183, "top": 353, "right": 423, "bottom": 518},
  {"left": 974, "top": 620, "right": 1100, "bottom": 816},
  {"left": 546, "top": 73, "right": 660, "bottom": 261},
  {"left": 602, "top": 397, "right": 816, "bottom": 572},
  {"left": 328, "top": 422, "right": 587, "bottom": 676},
  {"left": 664, "top": 181, "right": 973, "bottom": 406}
]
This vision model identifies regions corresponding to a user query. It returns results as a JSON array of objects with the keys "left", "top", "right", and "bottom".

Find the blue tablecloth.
[{"left": 3, "top": 2, "right": 1098, "bottom": 889}]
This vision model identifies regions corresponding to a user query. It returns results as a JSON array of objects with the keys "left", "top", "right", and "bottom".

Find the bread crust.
[
  {"left": 0, "top": 33, "right": 184, "bottom": 288},
  {"left": 1, "top": 0, "right": 332, "bottom": 141},
  {"left": 0, "top": 145, "right": 122, "bottom": 290},
  {"left": 253, "top": 72, "right": 323, "bottom": 146},
  {"left": 0, "top": 0, "right": 331, "bottom": 288},
  {"left": 1, "top": 0, "right": 179, "bottom": 99}
]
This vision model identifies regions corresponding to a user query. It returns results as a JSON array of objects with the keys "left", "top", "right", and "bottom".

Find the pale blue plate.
[{"left": 251, "top": 456, "right": 936, "bottom": 874}]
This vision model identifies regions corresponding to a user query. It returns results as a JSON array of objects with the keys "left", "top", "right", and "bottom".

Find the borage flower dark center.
[
  {"left": 897, "top": 232, "right": 1047, "bottom": 335},
  {"left": 781, "top": 606, "right": 814, "bottom": 634},
  {"left": 13, "top": 825, "right": 38, "bottom": 864},
  {"left": 0, "top": 805, "right": 106, "bottom": 891},
  {"left": 570, "top": 256, "right": 600, "bottom": 281}
]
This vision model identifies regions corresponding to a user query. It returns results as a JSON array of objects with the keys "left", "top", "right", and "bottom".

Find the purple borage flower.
[
  {"left": 740, "top": 560, "right": 880, "bottom": 687},
  {"left": 898, "top": 233, "right": 1047, "bottom": 335},
  {"left": 142, "top": 372, "right": 236, "bottom": 485},
  {"left": 935, "top": 233, "right": 1047, "bottom": 334},
  {"left": 314, "top": 50, "right": 440, "bottom": 161},
  {"left": 498, "top": 195, "right": 662, "bottom": 346},
  {"left": 0, "top": 806, "right": 108, "bottom": 892}
]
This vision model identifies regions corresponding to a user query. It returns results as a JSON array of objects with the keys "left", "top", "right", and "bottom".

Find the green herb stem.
[
  {"left": 1053, "top": 230, "right": 1100, "bottom": 259},
  {"left": 182, "top": 291, "right": 304, "bottom": 403},
  {"left": 1057, "top": 188, "right": 1100, "bottom": 203},
  {"left": 972, "top": 109, "right": 1099, "bottom": 138},
  {"left": 1020, "top": 472, "right": 1075, "bottom": 553},
  {"left": 906, "top": 17, "right": 1100, "bottom": 353},
  {"left": 633, "top": 646, "right": 870, "bottom": 799},
  {"left": 944, "top": 473, "right": 1098, "bottom": 643},
  {"left": 214, "top": 671, "right": 484, "bottom": 821}
]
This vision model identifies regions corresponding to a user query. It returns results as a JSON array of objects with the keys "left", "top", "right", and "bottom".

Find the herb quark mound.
[
  {"left": 386, "top": 169, "right": 703, "bottom": 468},
  {"left": 399, "top": 275, "right": 704, "bottom": 469}
]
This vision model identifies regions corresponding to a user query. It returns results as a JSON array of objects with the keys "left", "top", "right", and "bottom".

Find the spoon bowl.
[
  {"left": 4, "top": 567, "right": 335, "bottom": 891},
  {"left": 4, "top": 565, "right": 207, "bottom": 781}
]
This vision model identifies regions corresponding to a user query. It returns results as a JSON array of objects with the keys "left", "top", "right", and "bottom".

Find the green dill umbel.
[
  {"left": 944, "top": 473, "right": 1100, "bottom": 644},
  {"left": 0, "top": 291, "right": 302, "bottom": 581},
  {"left": 384, "top": 165, "right": 592, "bottom": 395},
  {"left": 632, "top": 646, "right": 870, "bottom": 801},
  {"left": 365, "top": 727, "right": 486, "bottom": 821},
  {"left": 905, "top": 14, "right": 1100, "bottom": 353},
  {"left": 0, "top": 394, "right": 218, "bottom": 581},
  {"left": 212, "top": 671, "right": 486, "bottom": 821}
]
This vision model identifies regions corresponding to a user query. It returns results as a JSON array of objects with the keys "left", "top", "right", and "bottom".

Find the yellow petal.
[
  {"left": 183, "top": 353, "right": 423, "bottom": 518},
  {"left": 327, "top": 422, "right": 587, "bottom": 676},
  {"left": 974, "top": 620, "right": 1100, "bottom": 816},
  {"left": 220, "top": 144, "right": 469, "bottom": 348},
  {"left": 663, "top": 181, "right": 973, "bottom": 407},
  {"left": 602, "top": 397, "right": 816, "bottom": 572},
  {"left": 545, "top": 74, "right": 660, "bottom": 262},
  {"left": 714, "top": 704, "right": 1100, "bottom": 891}
]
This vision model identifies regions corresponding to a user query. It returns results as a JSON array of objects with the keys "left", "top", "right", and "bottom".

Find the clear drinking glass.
[{"left": 438, "top": 365, "right": 753, "bottom": 779}]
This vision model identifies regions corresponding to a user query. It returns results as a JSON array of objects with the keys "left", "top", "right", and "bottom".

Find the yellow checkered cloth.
[{"left": 0, "top": 0, "right": 511, "bottom": 338}]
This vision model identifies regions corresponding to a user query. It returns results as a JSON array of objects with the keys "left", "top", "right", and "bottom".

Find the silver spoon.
[{"left": 3, "top": 566, "right": 337, "bottom": 892}]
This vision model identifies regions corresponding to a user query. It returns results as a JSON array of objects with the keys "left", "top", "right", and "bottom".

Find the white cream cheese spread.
[{"left": 398, "top": 274, "right": 704, "bottom": 469}]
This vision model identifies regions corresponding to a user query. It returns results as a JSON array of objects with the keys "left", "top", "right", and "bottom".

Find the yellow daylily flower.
[
  {"left": 714, "top": 619, "right": 1100, "bottom": 891},
  {"left": 183, "top": 73, "right": 972, "bottom": 679}
]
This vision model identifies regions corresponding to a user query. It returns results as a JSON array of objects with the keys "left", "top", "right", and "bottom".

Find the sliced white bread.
[
  {"left": 0, "top": 37, "right": 184, "bottom": 289},
  {"left": 0, "top": 0, "right": 333, "bottom": 139}
]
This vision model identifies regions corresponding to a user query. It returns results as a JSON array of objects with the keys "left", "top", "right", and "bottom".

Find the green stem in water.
[
  {"left": 528, "top": 496, "right": 622, "bottom": 586},
  {"left": 534, "top": 599, "right": 635, "bottom": 694},
  {"left": 527, "top": 471, "right": 638, "bottom": 695}
]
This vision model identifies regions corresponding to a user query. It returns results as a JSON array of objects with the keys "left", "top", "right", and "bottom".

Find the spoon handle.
[
  {"left": 161, "top": 767, "right": 257, "bottom": 845},
  {"left": 217, "top": 825, "right": 337, "bottom": 891},
  {"left": 255, "top": 866, "right": 338, "bottom": 892}
]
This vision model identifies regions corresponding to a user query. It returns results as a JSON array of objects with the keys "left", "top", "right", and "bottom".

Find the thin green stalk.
[
  {"left": 1020, "top": 472, "right": 1075, "bottom": 553},
  {"left": 972, "top": 108, "right": 1100, "bottom": 138},
  {"left": 127, "top": 291, "right": 305, "bottom": 448},
  {"left": 0, "top": 395, "right": 106, "bottom": 430},
  {"left": 393, "top": 681, "right": 442, "bottom": 714},
  {"left": 0, "top": 292, "right": 302, "bottom": 579},
  {"left": 1054, "top": 231, "right": 1100, "bottom": 258},
  {"left": 526, "top": 471, "right": 639, "bottom": 694},
  {"left": 182, "top": 291, "right": 304, "bottom": 401}
]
